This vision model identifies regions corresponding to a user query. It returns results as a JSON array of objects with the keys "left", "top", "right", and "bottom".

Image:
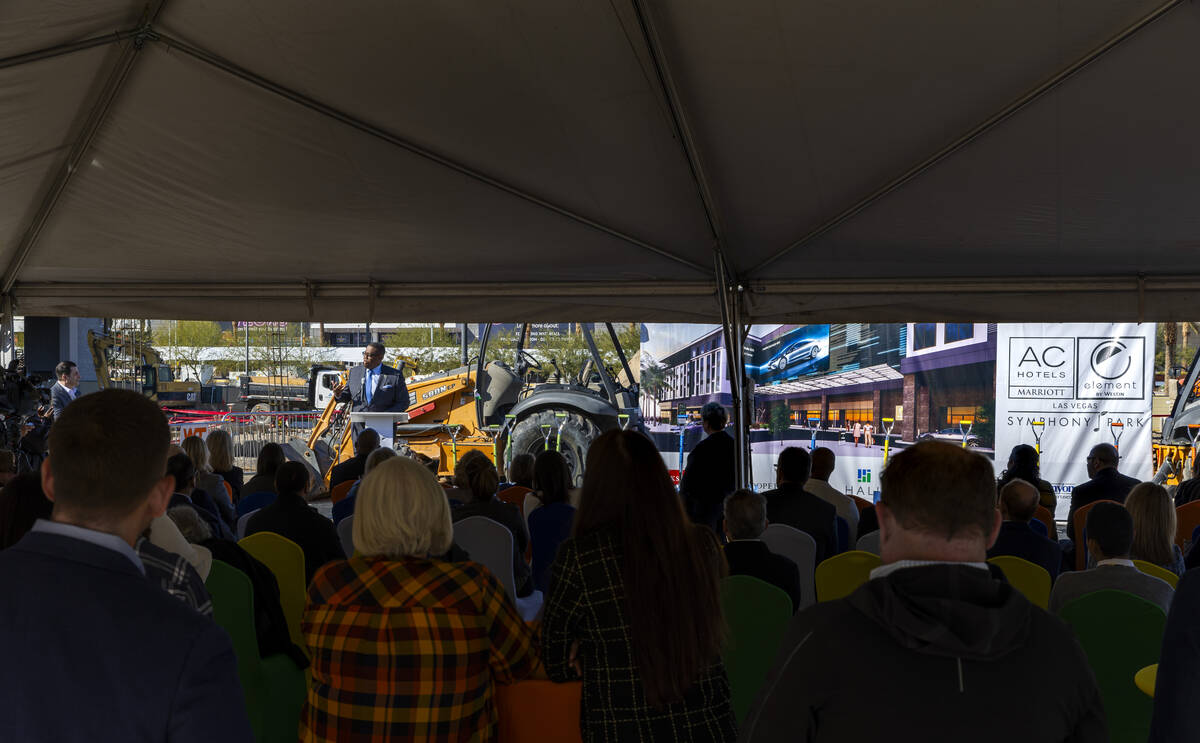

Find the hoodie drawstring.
[{"left": 957, "top": 657, "right": 964, "bottom": 692}]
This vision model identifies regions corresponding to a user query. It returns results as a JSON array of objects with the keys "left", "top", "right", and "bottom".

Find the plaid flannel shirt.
[
  {"left": 301, "top": 555, "right": 537, "bottom": 742},
  {"left": 134, "top": 538, "right": 213, "bottom": 617}
]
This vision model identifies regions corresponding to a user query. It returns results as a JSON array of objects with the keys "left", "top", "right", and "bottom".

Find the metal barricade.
[{"left": 169, "top": 410, "right": 322, "bottom": 471}]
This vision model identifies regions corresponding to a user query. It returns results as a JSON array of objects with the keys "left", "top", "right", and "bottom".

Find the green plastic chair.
[
  {"left": 206, "top": 559, "right": 308, "bottom": 743},
  {"left": 987, "top": 555, "right": 1052, "bottom": 609},
  {"left": 1131, "top": 559, "right": 1179, "bottom": 589},
  {"left": 1059, "top": 589, "right": 1167, "bottom": 743},
  {"left": 720, "top": 575, "right": 793, "bottom": 723},
  {"left": 239, "top": 532, "right": 308, "bottom": 655},
  {"left": 815, "top": 550, "right": 882, "bottom": 602}
]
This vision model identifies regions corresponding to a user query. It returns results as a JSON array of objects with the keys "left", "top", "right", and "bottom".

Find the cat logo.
[{"left": 421, "top": 384, "right": 452, "bottom": 401}]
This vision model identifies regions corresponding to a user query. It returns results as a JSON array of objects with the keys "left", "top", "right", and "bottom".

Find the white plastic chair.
[
  {"left": 453, "top": 516, "right": 543, "bottom": 622},
  {"left": 337, "top": 515, "right": 355, "bottom": 557},
  {"left": 236, "top": 509, "right": 259, "bottom": 540},
  {"left": 761, "top": 523, "right": 817, "bottom": 610},
  {"left": 855, "top": 530, "right": 881, "bottom": 556}
]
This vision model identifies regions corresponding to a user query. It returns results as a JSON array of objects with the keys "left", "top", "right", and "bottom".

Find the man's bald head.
[
  {"left": 1087, "top": 443, "right": 1119, "bottom": 477},
  {"left": 811, "top": 447, "right": 836, "bottom": 480},
  {"left": 999, "top": 479, "right": 1039, "bottom": 523}
]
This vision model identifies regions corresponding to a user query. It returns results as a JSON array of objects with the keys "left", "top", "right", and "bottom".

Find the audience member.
[
  {"left": 803, "top": 447, "right": 859, "bottom": 543},
  {"left": 331, "top": 447, "right": 397, "bottom": 525},
  {"left": 987, "top": 478, "right": 1062, "bottom": 581},
  {"left": 205, "top": 428, "right": 244, "bottom": 500},
  {"left": 451, "top": 450, "right": 532, "bottom": 597},
  {"left": 1126, "top": 482, "right": 1185, "bottom": 576},
  {"left": 679, "top": 402, "right": 736, "bottom": 533},
  {"left": 1173, "top": 456, "right": 1200, "bottom": 506},
  {"left": 527, "top": 450, "right": 576, "bottom": 594},
  {"left": 1066, "top": 443, "right": 1139, "bottom": 532},
  {"left": 147, "top": 511, "right": 212, "bottom": 580},
  {"left": 498, "top": 452, "right": 535, "bottom": 507},
  {"left": 243, "top": 442, "right": 286, "bottom": 498},
  {"left": 761, "top": 447, "right": 837, "bottom": 563},
  {"left": 722, "top": 489, "right": 801, "bottom": 611},
  {"left": 1149, "top": 570, "right": 1200, "bottom": 741},
  {"left": 741, "top": 441, "right": 1104, "bottom": 742},
  {"left": 328, "top": 428, "right": 380, "bottom": 489},
  {"left": 998, "top": 443, "right": 1057, "bottom": 516},
  {"left": 542, "top": 430, "right": 736, "bottom": 742},
  {"left": 1049, "top": 501, "right": 1174, "bottom": 615},
  {"left": 245, "top": 461, "right": 344, "bottom": 584},
  {"left": 166, "top": 452, "right": 234, "bottom": 541},
  {"left": 0, "top": 449, "right": 17, "bottom": 487},
  {"left": 49, "top": 359, "right": 81, "bottom": 421},
  {"left": 0, "top": 472, "right": 51, "bottom": 550},
  {"left": 0, "top": 389, "right": 251, "bottom": 741},
  {"left": 134, "top": 524, "right": 213, "bottom": 617},
  {"left": 302, "top": 456, "right": 535, "bottom": 740},
  {"left": 181, "top": 435, "right": 236, "bottom": 527}
]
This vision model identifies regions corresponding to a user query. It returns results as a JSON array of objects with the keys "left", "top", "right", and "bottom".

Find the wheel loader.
[
  {"left": 1156, "top": 345, "right": 1200, "bottom": 485},
  {"left": 300, "top": 323, "right": 641, "bottom": 487}
]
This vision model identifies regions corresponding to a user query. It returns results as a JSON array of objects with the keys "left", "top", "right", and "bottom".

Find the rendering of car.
[
  {"left": 768, "top": 339, "right": 823, "bottom": 371},
  {"left": 917, "top": 428, "right": 982, "bottom": 448}
]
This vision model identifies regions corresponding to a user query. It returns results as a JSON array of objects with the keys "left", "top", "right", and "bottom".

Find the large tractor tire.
[{"left": 508, "top": 410, "right": 602, "bottom": 486}]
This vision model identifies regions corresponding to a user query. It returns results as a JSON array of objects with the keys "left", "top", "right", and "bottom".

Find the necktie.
[{"left": 366, "top": 368, "right": 374, "bottom": 405}]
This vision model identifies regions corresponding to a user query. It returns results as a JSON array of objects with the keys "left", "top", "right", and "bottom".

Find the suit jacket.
[
  {"left": 724, "top": 539, "right": 802, "bottom": 611},
  {"left": 1067, "top": 467, "right": 1141, "bottom": 533},
  {"left": 337, "top": 363, "right": 409, "bottom": 413},
  {"left": 679, "top": 429, "right": 736, "bottom": 531},
  {"left": 987, "top": 521, "right": 1063, "bottom": 581},
  {"left": 762, "top": 482, "right": 838, "bottom": 563},
  {"left": 0, "top": 530, "right": 252, "bottom": 742},
  {"left": 245, "top": 492, "right": 346, "bottom": 584},
  {"left": 50, "top": 382, "right": 75, "bottom": 421},
  {"left": 329, "top": 453, "right": 368, "bottom": 489}
]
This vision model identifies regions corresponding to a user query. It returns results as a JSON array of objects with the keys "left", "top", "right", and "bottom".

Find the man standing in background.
[{"left": 50, "top": 361, "right": 80, "bottom": 422}]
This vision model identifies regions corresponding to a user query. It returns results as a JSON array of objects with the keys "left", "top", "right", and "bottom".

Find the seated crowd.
[{"left": 3, "top": 388, "right": 1200, "bottom": 741}]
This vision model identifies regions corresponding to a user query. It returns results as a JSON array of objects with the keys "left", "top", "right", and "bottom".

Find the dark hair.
[
  {"left": 166, "top": 453, "right": 196, "bottom": 493},
  {"left": 776, "top": 446, "right": 812, "bottom": 485},
  {"left": 810, "top": 447, "right": 835, "bottom": 480},
  {"left": 999, "top": 444, "right": 1040, "bottom": 485},
  {"left": 355, "top": 428, "right": 380, "bottom": 455},
  {"left": 47, "top": 389, "right": 169, "bottom": 519},
  {"left": 454, "top": 450, "right": 498, "bottom": 503},
  {"left": 1086, "top": 501, "right": 1133, "bottom": 558},
  {"left": 256, "top": 442, "right": 286, "bottom": 476},
  {"left": 880, "top": 441, "right": 996, "bottom": 540},
  {"left": 54, "top": 360, "right": 76, "bottom": 380},
  {"left": 533, "top": 450, "right": 571, "bottom": 505},
  {"left": 0, "top": 472, "right": 52, "bottom": 549},
  {"left": 701, "top": 402, "right": 727, "bottom": 430},
  {"left": 723, "top": 488, "right": 767, "bottom": 539},
  {"left": 999, "top": 479, "right": 1039, "bottom": 522},
  {"left": 274, "top": 461, "right": 310, "bottom": 497},
  {"left": 574, "top": 430, "right": 723, "bottom": 707},
  {"left": 508, "top": 453, "right": 536, "bottom": 487},
  {"left": 366, "top": 341, "right": 385, "bottom": 355}
]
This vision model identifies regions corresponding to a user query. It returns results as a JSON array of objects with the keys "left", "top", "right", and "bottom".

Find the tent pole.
[
  {"left": 0, "top": 28, "right": 142, "bottom": 71},
  {"left": 0, "top": 296, "right": 14, "bottom": 370},
  {"left": 716, "top": 255, "right": 748, "bottom": 489}
]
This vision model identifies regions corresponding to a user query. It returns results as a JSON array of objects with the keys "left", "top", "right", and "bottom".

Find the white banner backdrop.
[{"left": 995, "top": 323, "right": 1156, "bottom": 520}]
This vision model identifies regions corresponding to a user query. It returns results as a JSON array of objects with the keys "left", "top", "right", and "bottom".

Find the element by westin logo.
[{"left": 857, "top": 469, "right": 871, "bottom": 483}]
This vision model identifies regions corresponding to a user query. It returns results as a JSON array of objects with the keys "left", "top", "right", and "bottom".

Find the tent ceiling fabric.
[{"left": 1, "top": 0, "right": 1198, "bottom": 322}]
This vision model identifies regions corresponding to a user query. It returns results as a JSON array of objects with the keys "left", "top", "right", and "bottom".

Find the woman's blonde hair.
[
  {"left": 1126, "top": 482, "right": 1176, "bottom": 566},
  {"left": 206, "top": 429, "right": 234, "bottom": 472},
  {"left": 353, "top": 456, "right": 452, "bottom": 558},
  {"left": 181, "top": 435, "right": 210, "bottom": 474}
]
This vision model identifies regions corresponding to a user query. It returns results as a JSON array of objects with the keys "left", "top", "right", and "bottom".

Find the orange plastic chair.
[
  {"left": 1074, "top": 500, "right": 1121, "bottom": 571},
  {"left": 849, "top": 495, "right": 875, "bottom": 514},
  {"left": 1034, "top": 506, "right": 1056, "bottom": 540},
  {"left": 1175, "top": 501, "right": 1200, "bottom": 549},
  {"left": 222, "top": 480, "right": 234, "bottom": 503},
  {"left": 498, "top": 485, "right": 533, "bottom": 508},
  {"left": 495, "top": 680, "right": 582, "bottom": 742},
  {"left": 330, "top": 479, "right": 355, "bottom": 505}
]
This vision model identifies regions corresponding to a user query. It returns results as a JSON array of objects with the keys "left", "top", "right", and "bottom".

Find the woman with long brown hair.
[
  {"left": 1126, "top": 482, "right": 1186, "bottom": 576},
  {"left": 541, "top": 429, "right": 735, "bottom": 741}
]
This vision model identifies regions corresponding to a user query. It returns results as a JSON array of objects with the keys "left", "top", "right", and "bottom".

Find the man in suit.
[
  {"left": 49, "top": 360, "right": 80, "bottom": 421},
  {"left": 329, "top": 428, "right": 380, "bottom": 489},
  {"left": 804, "top": 447, "right": 859, "bottom": 543},
  {"left": 1066, "top": 443, "right": 1140, "bottom": 532},
  {"left": 0, "top": 389, "right": 252, "bottom": 742},
  {"left": 987, "top": 478, "right": 1063, "bottom": 581},
  {"left": 679, "top": 402, "right": 736, "bottom": 533},
  {"left": 762, "top": 447, "right": 837, "bottom": 563},
  {"left": 723, "top": 489, "right": 802, "bottom": 611},
  {"left": 333, "top": 342, "right": 410, "bottom": 413}
]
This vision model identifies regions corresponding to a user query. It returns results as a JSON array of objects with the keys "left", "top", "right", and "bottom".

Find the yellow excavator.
[
  {"left": 86, "top": 329, "right": 233, "bottom": 410},
  {"left": 1155, "top": 346, "right": 1200, "bottom": 485}
]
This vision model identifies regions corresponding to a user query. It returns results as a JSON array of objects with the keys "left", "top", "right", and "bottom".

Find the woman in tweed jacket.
[{"left": 542, "top": 430, "right": 736, "bottom": 742}]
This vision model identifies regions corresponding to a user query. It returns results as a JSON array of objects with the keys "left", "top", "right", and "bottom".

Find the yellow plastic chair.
[
  {"left": 1132, "top": 559, "right": 1179, "bottom": 589},
  {"left": 987, "top": 555, "right": 1052, "bottom": 609},
  {"left": 815, "top": 550, "right": 881, "bottom": 602},
  {"left": 239, "top": 532, "right": 308, "bottom": 655},
  {"left": 1135, "top": 664, "right": 1157, "bottom": 698}
]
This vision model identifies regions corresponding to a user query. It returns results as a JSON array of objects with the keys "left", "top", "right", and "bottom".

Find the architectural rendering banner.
[{"left": 995, "top": 323, "right": 1156, "bottom": 518}]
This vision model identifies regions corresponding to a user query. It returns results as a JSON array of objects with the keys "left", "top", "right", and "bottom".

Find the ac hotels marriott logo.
[{"left": 1009, "top": 336, "right": 1145, "bottom": 401}]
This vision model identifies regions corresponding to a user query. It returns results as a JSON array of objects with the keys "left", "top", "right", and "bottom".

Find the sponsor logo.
[
  {"left": 857, "top": 469, "right": 871, "bottom": 483},
  {"left": 1089, "top": 340, "right": 1132, "bottom": 380},
  {"left": 1075, "top": 337, "right": 1145, "bottom": 400}
]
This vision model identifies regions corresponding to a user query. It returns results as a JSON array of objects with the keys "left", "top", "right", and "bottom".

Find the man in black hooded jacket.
[{"left": 740, "top": 441, "right": 1106, "bottom": 743}]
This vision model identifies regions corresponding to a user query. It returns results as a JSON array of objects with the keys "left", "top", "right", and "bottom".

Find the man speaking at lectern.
[{"left": 333, "top": 342, "right": 410, "bottom": 413}]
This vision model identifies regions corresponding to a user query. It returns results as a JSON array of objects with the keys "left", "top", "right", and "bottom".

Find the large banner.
[{"left": 995, "top": 323, "right": 1156, "bottom": 518}]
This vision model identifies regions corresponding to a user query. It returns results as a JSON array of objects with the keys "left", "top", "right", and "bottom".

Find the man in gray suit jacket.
[
  {"left": 332, "top": 342, "right": 409, "bottom": 412},
  {"left": 50, "top": 360, "right": 80, "bottom": 421}
]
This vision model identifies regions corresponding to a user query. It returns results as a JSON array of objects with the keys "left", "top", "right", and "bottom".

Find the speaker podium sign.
[{"left": 995, "top": 324, "right": 1155, "bottom": 519}]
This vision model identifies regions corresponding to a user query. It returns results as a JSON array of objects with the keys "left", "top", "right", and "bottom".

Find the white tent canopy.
[{"left": 3, "top": 0, "right": 1199, "bottom": 323}]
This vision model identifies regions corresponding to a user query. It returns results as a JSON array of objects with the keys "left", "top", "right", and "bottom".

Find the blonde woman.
[
  {"left": 205, "top": 429, "right": 244, "bottom": 501},
  {"left": 1127, "top": 482, "right": 1185, "bottom": 576},
  {"left": 181, "top": 435, "right": 236, "bottom": 533},
  {"left": 300, "top": 456, "right": 536, "bottom": 742}
]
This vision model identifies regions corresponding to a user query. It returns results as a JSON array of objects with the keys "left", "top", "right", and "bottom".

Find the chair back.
[
  {"left": 987, "top": 555, "right": 1052, "bottom": 609},
  {"left": 496, "top": 680, "right": 583, "bottom": 742},
  {"left": 849, "top": 494, "right": 874, "bottom": 512},
  {"left": 1034, "top": 505, "right": 1056, "bottom": 540},
  {"left": 720, "top": 575, "right": 793, "bottom": 723},
  {"left": 453, "top": 516, "right": 517, "bottom": 601},
  {"left": 222, "top": 480, "right": 234, "bottom": 503},
  {"left": 761, "top": 523, "right": 817, "bottom": 610},
  {"left": 1131, "top": 559, "right": 1179, "bottom": 589},
  {"left": 834, "top": 515, "right": 849, "bottom": 555},
  {"left": 205, "top": 560, "right": 266, "bottom": 740},
  {"left": 237, "top": 490, "right": 276, "bottom": 517},
  {"left": 497, "top": 484, "right": 533, "bottom": 508},
  {"left": 239, "top": 532, "right": 308, "bottom": 654},
  {"left": 1059, "top": 589, "right": 1166, "bottom": 743},
  {"left": 236, "top": 509, "right": 259, "bottom": 540},
  {"left": 855, "top": 530, "right": 880, "bottom": 556},
  {"left": 330, "top": 479, "right": 355, "bottom": 504},
  {"left": 1175, "top": 501, "right": 1200, "bottom": 548},
  {"left": 816, "top": 550, "right": 882, "bottom": 602},
  {"left": 1074, "top": 500, "right": 1120, "bottom": 571},
  {"left": 337, "top": 515, "right": 355, "bottom": 558}
]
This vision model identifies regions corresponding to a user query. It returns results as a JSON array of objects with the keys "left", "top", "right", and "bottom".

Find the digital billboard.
[{"left": 746, "top": 324, "right": 830, "bottom": 383}]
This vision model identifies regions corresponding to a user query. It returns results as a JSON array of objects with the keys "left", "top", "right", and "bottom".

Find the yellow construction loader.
[{"left": 87, "top": 329, "right": 234, "bottom": 410}]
